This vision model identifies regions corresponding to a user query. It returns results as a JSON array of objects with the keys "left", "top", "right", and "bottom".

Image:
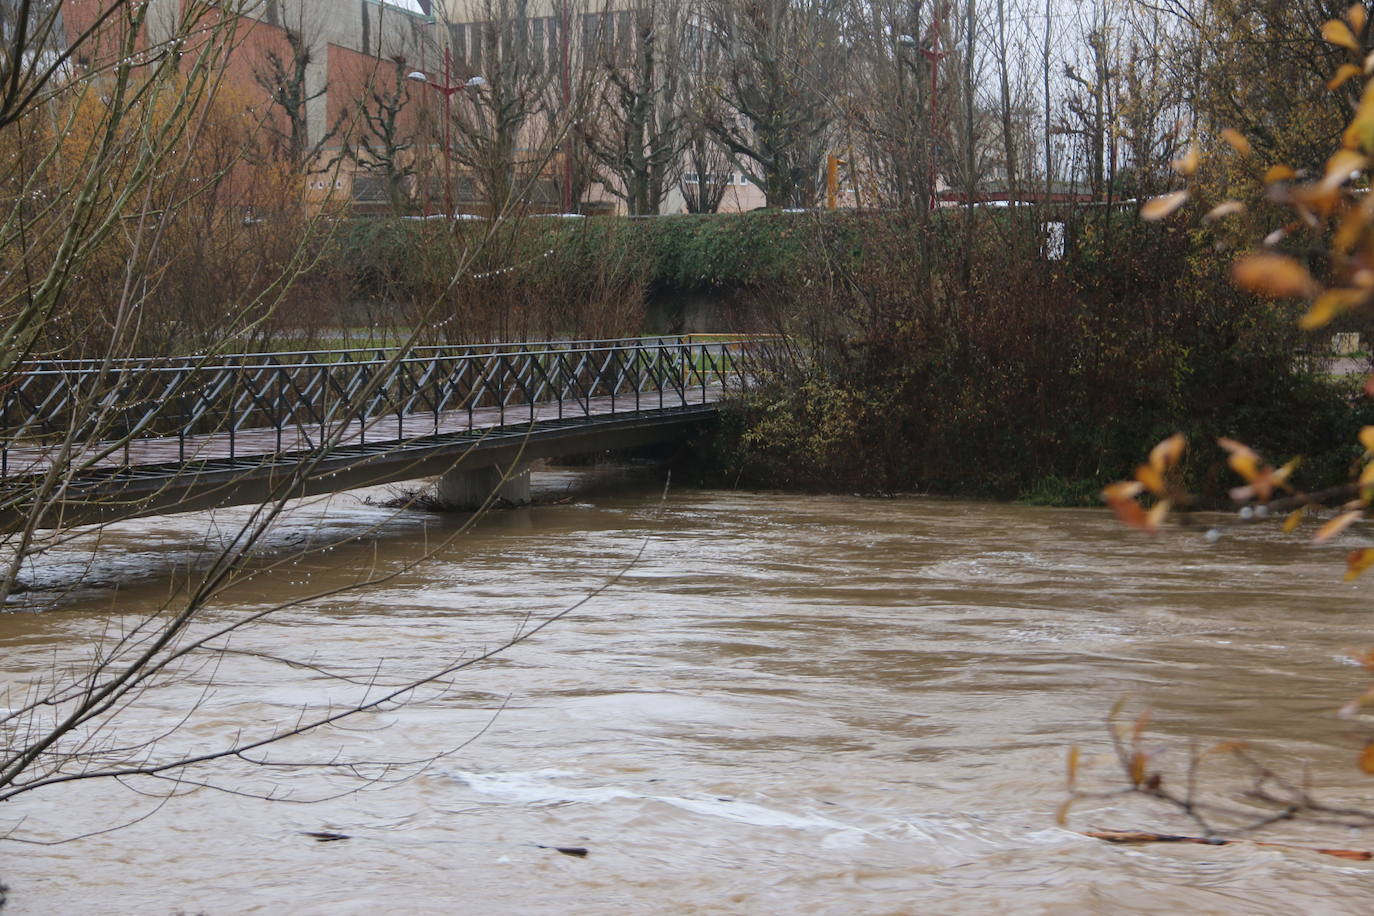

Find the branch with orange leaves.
[
  {"left": 1141, "top": 5, "right": 1374, "bottom": 336},
  {"left": 1061, "top": 699, "right": 1374, "bottom": 854},
  {"left": 1100, "top": 428, "right": 1374, "bottom": 581}
]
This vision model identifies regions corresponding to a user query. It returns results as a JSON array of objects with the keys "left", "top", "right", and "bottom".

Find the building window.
[
  {"left": 471, "top": 22, "right": 485, "bottom": 68},
  {"left": 617, "top": 11, "right": 633, "bottom": 64},
  {"left": 453, "top": 23, "right": 467, "bottom": 62}
]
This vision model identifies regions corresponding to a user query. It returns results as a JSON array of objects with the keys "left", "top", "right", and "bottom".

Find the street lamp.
[
  {"left": 898, "top": 11, "right": 948, "bottom": 211},
  {"left": 408, "top": 50, "right": 486, "bottom": 219}
]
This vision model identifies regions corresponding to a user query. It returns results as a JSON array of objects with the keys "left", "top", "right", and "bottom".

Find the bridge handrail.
[
  {"left": 0, "top": 336, "right": 783, "bottom": 475},
  {"left": 6, "top": 336, "right": 771, "bottom": 376},
  {"left": 6, "top": 335, "right": 723, "bottom": 373}
]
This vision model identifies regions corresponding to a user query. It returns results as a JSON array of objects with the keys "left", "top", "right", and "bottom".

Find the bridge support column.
[{"left": 436, "top": 462, "right": 531, "bottom": 510}]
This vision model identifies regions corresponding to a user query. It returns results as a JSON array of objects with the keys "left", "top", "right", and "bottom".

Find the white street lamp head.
[
  {"left": 465, "top": 76, "right": 487, "bottom": 87},
  {"left": 407, "top": 71, "right": 428, "bottom": 81}
]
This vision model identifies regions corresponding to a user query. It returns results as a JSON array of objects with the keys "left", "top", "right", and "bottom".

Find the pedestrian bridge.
[{"left": 0, "top": 336, "right": 771, "bottom": 530}]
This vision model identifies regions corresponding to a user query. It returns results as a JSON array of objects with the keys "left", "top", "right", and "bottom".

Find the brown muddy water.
[{"left": 3, "top": 467, "right": 1374, "bottom": 914}]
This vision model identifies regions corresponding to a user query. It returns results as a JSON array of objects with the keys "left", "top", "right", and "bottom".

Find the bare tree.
[
  {"left": 0, "top": 0, "right": 542, "bottom": 842},
  {"left": 582, "top": 0, "right": 688, "bottom": 215},
  {"left": 350, "top": 57, "right": 418, "bottom": 215},
  {"left": 251, "top": 4, "right": 345, "bottom": 171},
  {"left": 703, "top": 0, "right": 846, "bottom": 208}
]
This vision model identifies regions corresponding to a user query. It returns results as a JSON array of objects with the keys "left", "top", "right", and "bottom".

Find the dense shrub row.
[{"left": 696, "top": 209, "right": 1372, "bottom": 506}]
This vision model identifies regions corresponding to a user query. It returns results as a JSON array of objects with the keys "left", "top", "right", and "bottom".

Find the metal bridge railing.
[{"left": 0, "top": 336, "right": 779, "bottom": 476}]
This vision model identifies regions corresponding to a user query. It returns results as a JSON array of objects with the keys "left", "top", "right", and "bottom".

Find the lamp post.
[
  {"left": 898, "top": 2, "right": 949, "bottom": 211},
  {"left": 408, "top": 50, "right": 486, "bottom": 218}
]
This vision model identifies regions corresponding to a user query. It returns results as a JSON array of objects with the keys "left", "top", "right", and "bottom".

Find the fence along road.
[{"left": 0, "top": 336, "right": 768, "bottom": 530}]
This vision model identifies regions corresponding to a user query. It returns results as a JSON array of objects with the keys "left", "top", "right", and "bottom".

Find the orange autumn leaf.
[
  {"left": 1106, "top": 495, "right": 1154, "bottom": 532},
  {"left": 1135, "top": 463, "right": 1166, "bottom": 495},
  {"left": 1149, "top": 432, "right": 1186, "bottom": 472},
  {"left": 1055, "top": 797, "right": 1075, "bottom": 827},
  {"left": 1145, "top": 499, "right": 1172, "bottom": 530},
  {"left": 1343, "top": 80, "right": 1374, "bottom": 149},
  {"left": 1231, "top": 253, "right": 1318, "bottom": 299},
  {"left": 1204, "top": 200, "right": 1246, "bottom": 223},
  {"left": 1300, "top": 288, "right": 1368, "bottom": 330},
  {"left": 1325, "top": 18, "right": 1361, "bottom": 52},
  {"left": 1361, "top": 742, "right": 1374, "bottom": 775},
  {"left": 1360, "top": 426, "right": 1374, "bottom": 453},
  {"left": 1264, "top": 164, "right": 1297, "bottom": 184},
  {"left": 1140, "top": 190, "right": 1189, "bottom": 221},
  {"left": 1129, "top": 751, "right": 1149, "bottom": 786},
  {"left": 1218, "top": 437, "right": 1262, "bottom": 481},
  {"left": 1346, "top": 548, "right": 1374, "bottom": 580},
  {"left": 1102, "top": 480, "right": 1145, "bottom": 501},
  {"left": 1283, "top": 508, "right": 1306, "bottom": 533},
  {"left": 1207, "top": 740, "right": 1248, "bottom": 755},
  {"left": 1172, "top": 143, "right": 1200, "bottom": 177},
  {"left": 1323, "top": 149, "right": 1369, "bottom": 189},
  {"left": 1315, "top": 510, "right": 1363, "bottom": 543},
  {"left": 1220, "top": 128, "right": 1251, "bottom": 156},
  {"left": 1331, "top": 63, "right": 1364, "bottom": 90},
  {"left": 1351, "top": 3, "right": 1368, "bottom": 33}
]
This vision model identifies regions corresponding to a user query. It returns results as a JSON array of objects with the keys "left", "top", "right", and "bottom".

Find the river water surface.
[{"left": 4, "top": 468, "right": 1374, "bottom": 914}]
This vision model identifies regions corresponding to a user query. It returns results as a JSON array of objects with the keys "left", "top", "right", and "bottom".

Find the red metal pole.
[
  {"left": 924, "top": 2, "right": 947, "bottom": 211},
  {"left": 560, "top": 0, "right": 572, "bottom": 212}
]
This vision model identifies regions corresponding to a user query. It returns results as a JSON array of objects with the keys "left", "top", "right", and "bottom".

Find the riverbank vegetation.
[{"left": 711, "top": 208, "right": 1374, "bottom": 505}]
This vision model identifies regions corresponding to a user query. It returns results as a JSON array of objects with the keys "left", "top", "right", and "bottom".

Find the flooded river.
[{"left": 4, "top": 467, "right": 1374, "bottom": 914}]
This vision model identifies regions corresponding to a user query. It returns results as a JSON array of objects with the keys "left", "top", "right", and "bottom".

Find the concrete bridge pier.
[{"left": 436, "top": 462, "right": 531, "bottom": 510}]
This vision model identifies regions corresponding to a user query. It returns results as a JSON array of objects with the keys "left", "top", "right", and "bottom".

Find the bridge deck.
[
  {"left": 0, "top": 386, "right": 727, "bottom": 529},
  {"left": 0, "top": 336, "right": 766, "bottom": 529},
  {"left": 2, "top": 386, "right": 720, "bottom": 479}
]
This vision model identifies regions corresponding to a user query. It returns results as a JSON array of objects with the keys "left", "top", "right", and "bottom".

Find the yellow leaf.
[
  {"left": 1332, "top": 63, "right": 1364, "bottom": 90},
  {"left": 1324, "top": 149, "right": 1369, "bottom": 189},
  {"left": 1129, "top": 751, "right": 1148, "bottom": 786},
  {"left": 1351, "top": 4, "right": 1367, "bottom": 33},
  {"left": 1283, "top": 508, "right": 1305, "bottom": 533},
  {"left": 1360, "top": 426, "right": 1374, "bottom": 453},
  {"left": 1067, "top": 746, "right": 1080, "bottom": 788},
  {"left": 1333, "top": 204, "right": 1371, "bottom": 253},
  {"left": 1220, "top": 128, "right": 1251, "bottom": 157},
  {"left": 1146, "top": 499, "right": 1172, "bottom": 530},
  {"left": 1218, "top": 437, "right": 1263, "bottom": 482},
  {"left": 1172, "top": 142, "right": 1199, "bottom": 177},
  {"left": 1272, "top": 456, "right": 1301, "bottom": 486},
  {"left": 1315, "top": 509, "right": 1363, "bottom": 543},
  {"left": 1325, "top": 18, "right": 1361, "bottom": 52},
  {"left": 1362, "top": 461, "right": 1374, "bottom": 484},
  {"left": 1149, "top": 432, "right": 1186, "bottom": 472},
  {"left": 1108, "top": 695, "right": 1129, "bottom": 721},
  {"left": 1132, "top": 708, "right": 1152, "bottom": 743},
  {"left": 1140, "top": 190, "right": 1189, "bottom": 221},
  {"left": 1201, "top": 740, "right": 1249, "bottom": 757},
  {"left": 1055, "top": 797, "right": 1075, "bottom": 827},
  {"left": 1102, "top": 480, "right": 1145, "bottom": 501},
  {"left": 1135, "top": 464, "right": 1167, "bottom": 495},
  {"left": 1346, "top": 547, "right": 1374, "bottom": 580},
  {"left": 1360, "top": 741, "right": 1374, "bottom": 774},
  {"left": 1204, "top": 200, "right": 1246, "bottom": 223},
  {"left": 1232, "top": 253, "right": 1317, "bottom": 299},
  {"left": 1343, "top": 80, "right": 1374, "bottom": 150},
  {"left": 1264, "top": 164, "right": 1297, "bottom": 184},
  {"left": 1300, "top": 288, "right": 1366, "bottom": 330}
]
